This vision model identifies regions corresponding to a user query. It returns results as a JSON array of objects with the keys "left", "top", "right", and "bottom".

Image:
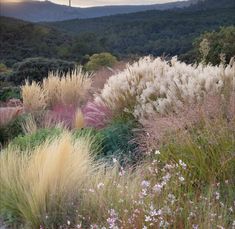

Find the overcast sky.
[{"left": 48, "top": 0, "right": 186, "bottom": 7}]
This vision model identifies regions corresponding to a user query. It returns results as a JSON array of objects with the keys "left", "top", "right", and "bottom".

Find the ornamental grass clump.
[
  {"left": 22, "top": 68, "right": 92, "bottom": 113},
  {"left": 0, "top": 127, "right": 234, "bottom": 228},
  {"left": 0, "top": 133, "right": 96, "bottom": 227},
  {"left": 96, "top": 56, "right": 235, "bottom": 118},
  {"left": 0, "top": 132, "right": 143, "bottom": 228},
  {"left": 21, "top": 81, "right": 47, "bottom": 112}
]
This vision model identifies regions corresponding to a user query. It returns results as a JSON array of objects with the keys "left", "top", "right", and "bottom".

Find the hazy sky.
[
  {"left": 3, "top": 0, "right": 185, "bottom": 7},
  {"left": 3, "top": 0, "right": 187, "bottom": 7},
  {"left": 51, "top": 0, "right": 185, "bottom": 7}
]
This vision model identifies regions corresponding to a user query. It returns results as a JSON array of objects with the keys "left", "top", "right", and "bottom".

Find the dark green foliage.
[
  {"left": 98, "top": 114, "right": 142, "bottom": 165},
  {"left": 10, "top": 128, "right": 62, "bottom": 151},
  {"left": 8, "top": 57, "right": 76, "bottom": 84},
  {"left": 0, "top": 115, "right": 28, "bottom": 145},
  {"left": 0, "top": 87, "right": 21, "bottom": 101},
  {"left": 49, "top": 4, "right": 235, "bottom": 62},
  {"left": 1, "top": 0, "right": 234, "bottom": 67},
  {"left": 0, "top": 16, "right": 75, "bottom": 66},
  {"left": 73, "top": 115, "right": 143, "bottom": 165},
  {"left": 193, "top": 26, "right": 235, "bottom": 65}
]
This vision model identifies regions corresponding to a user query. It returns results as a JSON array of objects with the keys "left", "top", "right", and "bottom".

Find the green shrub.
[
  {"left": 0, "top": 86, "right": 21, "bottom": 101},
  {"left": 99, "top": 114, "right": 141, "bottom": 165},
  {"left": 85, "top": 52, "right": 117, "bottom": 71},
  {"left": 11, "top": 128, "right": 63, "bottom": 151},
  {"left": 11, "top": 127, "right": 103, "bottom": 153},
  {"left": 9, "top": 57, "right": 76, "bottom": 85},
  {"left": 194, "top": 26, "right": 235, "bottom": 65}
]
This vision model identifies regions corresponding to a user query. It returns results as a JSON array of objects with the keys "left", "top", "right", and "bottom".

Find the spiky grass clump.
[
  {"left": 0, "top": 133, "right": 96, "bottom": 227},
  {"left": 21, "top": 81, "right": 47, "bottom": 112},
  {"left": 0, "top": 132, "right": 143, "bottom": 228},
  {"left": 22, "top": 68, "right": 92, "bottom": 113},
  {"left": 43, "top": 69, "right": 92, "bottom": 108}
]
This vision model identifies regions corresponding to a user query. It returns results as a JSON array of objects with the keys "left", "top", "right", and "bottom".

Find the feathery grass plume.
[
  {"left": 0, "top": 131, "right": 143, "bottom": 227},
  {"left": 0, "top": 132, "right": 95, "bottom": 227},
  {"left": 23, "top": 68, "right": 92, "bottom": 112},
  {"left": 21, "top": 81, "right": 47, "bottom": 112},
  {"left": 48, "top": 68, "right": 92, "bottom": 107},
  {"left": 59, "top": 69, "right": 92, "bottom": 107},
  {"left": 42, "top": 73, "right": 60, "bottom": 107},
  {"left": 82, "top": 101, "right": 112, "bottom": 129},
  {"left": 74, "top": 108, "right": 85, "bottom": 129},
  {"left": 96, "top": 56, "right": 235, "bottom": 118}
]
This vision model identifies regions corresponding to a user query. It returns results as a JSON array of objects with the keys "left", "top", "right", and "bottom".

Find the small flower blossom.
[
  {"left": 113, "top": 158, "right": 118, "bottom": 163},
  {"left": 145, "top": 215, "right": 152, "bottom": 222},
  {"left": 153, "top": 183, "right": 163, "bottom": 193},
  {"left": 179, "top": 176, "right": 185, "bottom": 182},
  {"left": 141, "top": 180, "right": 150, "bottom": 188},
  {"left": 155, "top": 150, "right": 161, "bottom": 155},
  {"left": 97, "top": 182, "right": 105, "bottom": 189},
  {"left": 179, "top": 160, "right": 187, "bottom": 169},
  {"left": 215, "top": 192, "right": 220, "bottom": 200}
]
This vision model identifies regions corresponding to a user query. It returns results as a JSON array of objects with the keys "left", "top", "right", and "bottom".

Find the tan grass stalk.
[
  {"left": 74, "top": 108, "right": 85, "bottom": 129},
  {"left": 21, "top": 81, "right": 47, "bottom": 112}
]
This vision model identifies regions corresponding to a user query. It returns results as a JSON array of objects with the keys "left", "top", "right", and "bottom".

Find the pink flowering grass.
[
  {"left": 44, "top": 103, "right": 77, "bottom": 129},
  {"left": 82, "top": 101, "right": 113, "bottom": 129},
  {"left": 0, "top": 106, "right": 23, "bottom": 127},
  {"left": 139, "top": 94, "right": 235, "bottom": 150}
]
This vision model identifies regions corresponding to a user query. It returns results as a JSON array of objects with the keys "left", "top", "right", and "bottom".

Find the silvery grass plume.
[{"left": 95, "top": 57, "right": 235, "bottom": 118}]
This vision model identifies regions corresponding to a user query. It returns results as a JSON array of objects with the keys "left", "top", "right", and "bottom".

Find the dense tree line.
[
  {"left": 193, "top": 26, "right": 235, "bottom": 65},
  {"left": 49, "top": 2, "right": 235, "bottom": 62},
  {"left": 0, "top": 17, "right": 75, "bottom": 66},
  {"left": 0, "top": 0, "right": 234, "bottom": 68}
]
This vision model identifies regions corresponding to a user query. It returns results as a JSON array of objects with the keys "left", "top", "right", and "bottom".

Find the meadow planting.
[{"left": 0, "top": 57, "right": 234, "bottom": 228}]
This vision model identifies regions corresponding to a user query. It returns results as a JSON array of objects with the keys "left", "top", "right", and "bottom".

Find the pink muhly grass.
[
  {"left": 82, "top": 101, "right": 112, "bottom": 129},
  {"left": 44, "top": 104, "right": 77, "bottom": 129},
  {"left": 0, "top": 106, "right": 23, "bottom": 127}
]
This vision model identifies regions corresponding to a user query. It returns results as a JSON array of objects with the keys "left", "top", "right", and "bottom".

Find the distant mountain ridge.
[{"left": 0, "top": 0, "right": 196, "bottom": 22}]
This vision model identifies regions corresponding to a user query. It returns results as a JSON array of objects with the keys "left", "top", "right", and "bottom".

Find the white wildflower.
[
  {"left": 97, "top": 182, "right": 105, "bottom": 189},
  {"left": 155, "top": 150, "right": 161, "bottom": 155}
]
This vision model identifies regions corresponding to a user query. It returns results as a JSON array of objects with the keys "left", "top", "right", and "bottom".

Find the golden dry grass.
[
  {"left": 21, "top": 81, "right": 47, "bottom": 112},
  {"left": 22, "top": 68, "right": 92, "bottom": 113},
  {"left": 74, "top": 108, "right": 85, "bottom": 129},
  {"left": 43, "top": 69, "right": 92, "bottom": 108}
]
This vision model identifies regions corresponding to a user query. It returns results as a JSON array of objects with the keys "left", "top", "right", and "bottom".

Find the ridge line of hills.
[
  {"left": 0, "top": 0, "right": 234, "bottom": 66},
  {"left": 0, "top": 0, "right": 198, "bottom": 22}
]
